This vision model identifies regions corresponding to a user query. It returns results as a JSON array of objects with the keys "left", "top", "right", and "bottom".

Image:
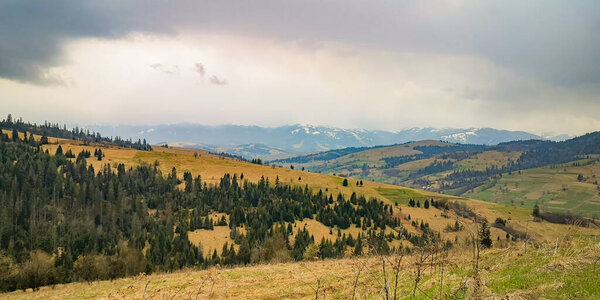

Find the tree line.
[
  {"left": 0, "top": 114, "right": 152, "bottom": 151},
  {"left": 0, "top": 132, "right": 418, "bottom": 292}
]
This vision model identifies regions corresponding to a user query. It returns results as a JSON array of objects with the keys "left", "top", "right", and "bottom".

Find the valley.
[
  {"left": 1, "top": 120, "right": 597, "bottom": 299},
  {"left": 279, "top": 136, "right": 600, "bottom": 218},
  {"left": 2, "top": 2, "right": 599, "bottom": 298}
]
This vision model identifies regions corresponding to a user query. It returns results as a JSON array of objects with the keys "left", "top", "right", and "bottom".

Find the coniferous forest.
[
  {"left": 0, "top": 131, "right": 426, "bottom": 292},
  {"left": 0, "top": 114, "right": 152, "bottom": 151}
]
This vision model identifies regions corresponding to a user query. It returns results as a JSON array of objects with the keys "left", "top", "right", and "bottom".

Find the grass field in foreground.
[{"left": 3, "top": 235, "right": 598, "bottom": 299}]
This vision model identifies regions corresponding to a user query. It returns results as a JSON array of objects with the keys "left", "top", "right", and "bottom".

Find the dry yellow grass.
[
  {"left": 38, "top": 137, "right": 594, "bottom": 244},
  {"left": 2, "top": 129, "right": 66, "bottom": 144},
  {"left": 40, "top": 140, "right": 441, "bottom": 204},
  {"left": 0, "top": 257, "right": 414, "bottom": 299},
  {"left": 3, "top": 132, "right": 600, "bottom": 299},
  {"left": 393, "top": 157, "right": 438, "bottom": 171},
  {"left": 3, "top": 235, "right": 598, "bottom": 300},
  {"left": 38, "top": 138, "right": 456, "bottom": 256},
  {"left": 188, "top": 226, "right": 235, "bottom": 255},
  {"left": 36, "top": 136, "right": 596, "bottom": 244},
  {"left": 292, "top": 218, "right": 365, "bottom": 242}
]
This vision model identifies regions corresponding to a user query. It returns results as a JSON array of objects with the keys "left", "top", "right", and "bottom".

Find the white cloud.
[
  {"left": 149, "top": 63, "right": 180, "bottom": 75},
  {"left": 0, "top": 32, "right": 598, "bottom": 136}
]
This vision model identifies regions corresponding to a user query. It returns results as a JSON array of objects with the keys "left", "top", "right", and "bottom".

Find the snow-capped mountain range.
[{"left": 86, "top": 124, "right": 567, "bottom": 159}]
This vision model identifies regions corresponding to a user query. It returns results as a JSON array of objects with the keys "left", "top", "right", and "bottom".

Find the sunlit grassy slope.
[
  {"left": 39, "top": 139, "right": 443, "bottom": 204},
  {"left": 465, "top": 158, "right": 600, "bottom": 218},
  {"left": 18, "top": 132, "right": 595, "bottom": 243},
  {"left": 34, "top": 136, "right": 596, "bottom": 244},
  {"left": 289, "top": 138, "right": 600, "bottom": 217},
  {"left": 7, "top": 130, "right": 598, "bottom": 241},
  {"left": 297, "top": 140, "right": 450, "bottom": 175},
  {"left": 3, "top": 130, "right": 600, "bottom": 299}
]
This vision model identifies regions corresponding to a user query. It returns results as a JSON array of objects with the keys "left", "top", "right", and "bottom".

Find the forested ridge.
[
  {"left": 273, "top": 145, "right": 388, "bottom": 164},
  {"left": 292, "top": 132, "right": 600, "bottom": 197},
  {"left": 0, "top": 114, "right": 152, "bottom": 151},
  {"left": 0, "top": 131, "right": 431, "bottom": 292},
  {"left": 444, "top": 132, "right": 600, "bottom": 193}
]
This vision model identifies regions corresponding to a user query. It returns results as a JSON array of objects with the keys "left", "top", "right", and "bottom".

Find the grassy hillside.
[
  {"left": 35, "top": 134, "right": 466, "bottom": 255},
  {"left": 454, "top": 150, "right": 522, "bottom": 171},
  {"left": 465, "top": 158, "right": 600, "bottom": 218},
  {"left": 286, "top": 136, "right": 600, "bottom": 217},
  {"left": 39, "top": 138, "right": 443, "bottom": 204},
  {"left": 294, "top": 140, "right": 453, "bottom": 179},
  {"left": 41, "top": 135, "right": 599, "bottom": 239},
  {"left": 1, "top": 128, "right": 599, "bottom": 299},
  {"left": 3, "top": 234, "right": 598, "bottom": 299},
  {"left": 20, "top": 130, "right": 599, "bottom": 244},
  {"left": 9, "top": 129, "right": 599, "bottom": 235}
]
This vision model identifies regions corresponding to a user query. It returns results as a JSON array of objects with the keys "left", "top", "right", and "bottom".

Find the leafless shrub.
[{"left": 299, "top": 262, "right": 324, "bottom": 300}]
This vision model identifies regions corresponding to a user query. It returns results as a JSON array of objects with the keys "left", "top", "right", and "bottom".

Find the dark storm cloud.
[
  {"left": 0, "top": 0, "right": 171, "bottom": 84},
  {"left": 1, "top": 0, "right": 599, "bottom": 87}
]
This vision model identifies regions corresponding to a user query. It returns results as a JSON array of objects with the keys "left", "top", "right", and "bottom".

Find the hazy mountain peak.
[{"left": 85, "top": 123, "right": 554, "bottom": 159}]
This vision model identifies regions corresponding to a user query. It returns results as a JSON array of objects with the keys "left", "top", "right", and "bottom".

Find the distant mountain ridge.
[{"left": 86, "top": 124, "right": 564, "bottom": 159}]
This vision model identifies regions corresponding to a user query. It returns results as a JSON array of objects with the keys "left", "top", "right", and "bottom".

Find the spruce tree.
[
  {"left": 479, "top": 220, "right": 492, "bottom": 248},
  {"left": 237, "top": 239, "right": 251, "bottom": 265},
  {"left": 354, "top": 238, "right": 363, "bottom": 256},
  {"left": 532, "top": 204, "right": 541, "bottom": 218}
]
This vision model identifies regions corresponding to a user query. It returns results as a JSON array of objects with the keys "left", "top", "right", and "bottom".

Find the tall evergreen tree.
[{"left": 479, "top": 220, "right": 492, "bottom": 248}]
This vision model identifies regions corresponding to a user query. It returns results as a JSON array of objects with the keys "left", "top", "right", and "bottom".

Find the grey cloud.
[
  {"left": 209, "top": 75, "right": 227, "bottom": 85},
  {"left": 0, "top": 0, "right": 171, "bottom": 84},
  {"left": 194, "top": 63, "right": 205, "bottom": 78},
  {"left": 1, "top": 0, "right": 599, "bottom": 88}
]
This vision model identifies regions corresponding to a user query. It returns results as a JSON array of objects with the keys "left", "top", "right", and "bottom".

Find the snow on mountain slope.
[{"left": 86, "top": 124, "right": 545, "bottom": 159}]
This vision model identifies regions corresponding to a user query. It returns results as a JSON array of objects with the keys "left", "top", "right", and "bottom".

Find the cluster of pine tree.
[
  {"left": 382, "top": 144, "right": 485, "bottom": 168},
  {"left": 407, "top": 160, "right": 455, "bottom": 180},
  {"left": 442, "top": 132, "right": 600, "bottom": 193},
  {"left": 408, "top": 198, "right": 434, "bottom": 208},
  {"left": 0, "top": 114, "right": 152, "bottom": 151},
  {"left": 0, "top": 132, "right": 426, "bottom": 292}
]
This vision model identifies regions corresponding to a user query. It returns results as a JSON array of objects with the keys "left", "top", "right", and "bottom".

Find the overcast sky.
[{"left": 1, "top": 0, "right": 599, "bottom": 135}]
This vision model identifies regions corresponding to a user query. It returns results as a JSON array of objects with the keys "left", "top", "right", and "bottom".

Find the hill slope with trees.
[
  {"left": 0, "top": 122, "right": 597, "bottom": 299},
  {"left": 283, "top": 133, "right": 600, "bottom": 217}
]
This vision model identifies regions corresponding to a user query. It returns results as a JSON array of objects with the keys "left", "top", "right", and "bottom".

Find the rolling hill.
[
  {"left": 281, "top": 133, "right": 600, "bottom": 217},
  {"left": 0, "top": 120, "right": 598, "bottom": 299}
]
